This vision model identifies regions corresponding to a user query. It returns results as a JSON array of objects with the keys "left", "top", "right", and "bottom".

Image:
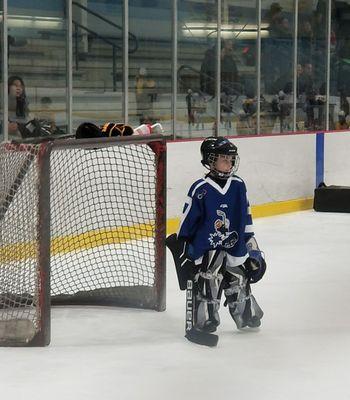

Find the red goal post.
[{"left": 0, "top": 134, "right": 166, "bottom": 346}]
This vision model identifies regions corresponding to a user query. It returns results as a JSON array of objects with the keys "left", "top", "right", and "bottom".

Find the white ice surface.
[{"left": 1, "top": 210, "right": 350, "bottom": 400}]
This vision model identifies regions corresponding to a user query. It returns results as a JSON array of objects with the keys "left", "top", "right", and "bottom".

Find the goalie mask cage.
[{"left": 0, "top": 135, "right": 166, "bottom": 346}]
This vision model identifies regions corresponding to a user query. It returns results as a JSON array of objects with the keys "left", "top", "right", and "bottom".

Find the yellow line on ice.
[
  {"left": 0, "top": 224, "right": 154, "bottom": 263},
  {"left": 1, "top": 197, "right": 313, "bottom": 262},
  {"left": 167, "top": 197, "right": 314, "bottom": 234}
]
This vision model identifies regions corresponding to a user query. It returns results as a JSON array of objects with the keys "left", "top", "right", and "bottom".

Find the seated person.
[
  {"left": 7, "top": 75, "right": 31, "bottom": 139},
  {"left": 335, "top": 110, "right": 350, "bottom": 130}
]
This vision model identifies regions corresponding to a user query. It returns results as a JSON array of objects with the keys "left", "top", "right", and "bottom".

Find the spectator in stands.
[
  {"left": 298, "top": 18, "right": 313, "bottom": 63},
  {"left": 336, "top": 39, "right": 350, "bottom": 106},
  {"left": 200, "top": 39, "right": 240, "bottom": 97},
  {"left": 200, "top": 43, "right": 216, "bottom": 97},
  {"left": 8, "top": 75, "right": 30, "bottom": 138},
  {"left": 221, "top": 39, "right": 240, "bottom": 95},
  {"left": 200, "top": 39, "right": 240, "bottom": 133},
  {"left": 263, "top": 3, "right": 293, "bottom": 94},
  {"left": 135, "top": 67, "right": 157, "bottom": 124},
  {"left": 298, "top": 62, "right": 314, "bottom": 96},
  {"left": 266, "top": 2, "right": 284, "bottom": 37},
  {"left": 335, "top": 110, "right": 350, "bottom": 130},
  {"left": 298, "top": 63, "right": 326, "bottom": 129}
]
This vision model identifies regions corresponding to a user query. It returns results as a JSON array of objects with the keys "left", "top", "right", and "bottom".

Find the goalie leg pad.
[
  {"left": 193, "top": 250, "right": 225, "bottom": 333},
  {"left": 243, "top": 290, "right": 264, "bottom": 328},
  {"left": 223, "top": 265, "right": 264, "bottom": 329}
]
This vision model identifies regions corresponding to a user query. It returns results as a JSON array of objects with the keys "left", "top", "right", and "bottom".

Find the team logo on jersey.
[
  {"left": 197, "top": 189, "right": 207, "bottom": 199},
  {"left": 208, "top": 210, "right": 238, "bottom": 249}
]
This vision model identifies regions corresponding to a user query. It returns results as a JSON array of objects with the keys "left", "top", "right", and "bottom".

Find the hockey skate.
[{"left": 201, "top": 318, "right": 220, "bottom": 333}]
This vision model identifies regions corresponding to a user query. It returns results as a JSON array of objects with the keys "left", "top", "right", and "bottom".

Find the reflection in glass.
[
  {"left": 0, "top": 0, "right": 339, "bottom": 138},
  {"left": 297, "top": 0, "right": 327, "bottom": 131},
  {"left": 0, "top": 0, "right": 3, "bottom": 139},
  {"left": 7, "top": 1, "right": 67, "bottom": 139},
  {"left": 332, "top": 0, "right": 350, "bottom": 130},
  {"left": 224, "top": 0, "right": 257, "bottom": 136},
  {"left": 177, "top": 1, "right": 218, "bottom": 138},
  {"left": 72, "top": 0, "right": 123, "bottom": 131},
  {"left": 261, "top": 0, "right": 295, "bottom": 133},
  {"left": 129, "top": 0, "right": 172, "bottom": 134}
]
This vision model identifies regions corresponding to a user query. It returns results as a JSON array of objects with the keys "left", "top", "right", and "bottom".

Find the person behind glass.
[
  {"left": 298, "top": 63, "right": 323, "bottom": 129},
  {"left": 8, "top": 75, "right": 30, "bottom": 138},
  {"left": 263, "top": 3, "right": 293, "bottom": 93},
  {"left": 221, "top": 39, "right": 239, "bottom": 95},
  {"left": 200, "top": 43, "right": 216, "bottom": 97},
  {"left": 200, "top": 39, "right": 239, "bottom": 97},
  {"left": 298, "top": 18, "right": 313, "bottom": 64},
  {"left": 177, "top": 137, "right": 265, "bottom": 335},
  {"left": 335, "top": 110, "right": 350, "bottom": 130},
  {"left": 135, "top": 67, "right": 157, "bottom": 124}
]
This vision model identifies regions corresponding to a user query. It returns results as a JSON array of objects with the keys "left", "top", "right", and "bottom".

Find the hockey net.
[{"left": 0, "top": 135, "right": 166, "bottom": 346}]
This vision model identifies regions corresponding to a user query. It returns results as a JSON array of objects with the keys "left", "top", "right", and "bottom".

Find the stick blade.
[{"left": 185, "top": 328, "right": 219, "bottom": 347}]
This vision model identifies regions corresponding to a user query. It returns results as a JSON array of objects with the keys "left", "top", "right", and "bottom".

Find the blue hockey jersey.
[{"left": 178, "top": 175, "right": 254, "bottom": 266}]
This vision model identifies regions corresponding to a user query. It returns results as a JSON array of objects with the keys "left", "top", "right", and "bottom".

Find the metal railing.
[{"left": 72, "top": 1, "right": 138, "bottom": 92}]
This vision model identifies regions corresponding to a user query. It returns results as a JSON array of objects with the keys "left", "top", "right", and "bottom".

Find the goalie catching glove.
[{"left": 244, "top": 236, "right": 266, "bottom": 283}]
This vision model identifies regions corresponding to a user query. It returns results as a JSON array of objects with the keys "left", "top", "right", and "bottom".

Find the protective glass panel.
[
  {"left": 7, "top": 0, "right": 68, "bottom": 139},
  {"left": 223, "top": 0, "right": 257, "bottom": 136},
  {"left": 129, "top": 0, "right": 172, "bottom": 135},
  {"left": 331, "top": 0, "right": 349, "bottom": 130},
  {"left": 261, "top": 0, "right": 295, "bottom": 133},
  {"left": 0, "top": 0, "right": 3, "bottom": 141},
  {"left": 297, "top": 0, "right": 328, "bottom": 131},
  {"left": 72, "top": 0, "right": 123, "bottom": 131},
  {"left": 177, "top": 0, "right": 218, "bottom": 139}
]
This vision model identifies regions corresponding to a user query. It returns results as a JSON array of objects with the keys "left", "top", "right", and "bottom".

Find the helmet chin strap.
[{"left": 209, "top": 167, "right": 232, "bottom": 179}]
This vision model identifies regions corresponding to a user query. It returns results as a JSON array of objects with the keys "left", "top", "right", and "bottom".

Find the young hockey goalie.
[{"left": 166, "top": 136, "right": 266, "bottom": 346}]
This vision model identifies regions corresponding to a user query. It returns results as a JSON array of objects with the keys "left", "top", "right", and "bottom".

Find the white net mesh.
[{"left": 0, "top": 138, "right": 166, "bottom": 346}]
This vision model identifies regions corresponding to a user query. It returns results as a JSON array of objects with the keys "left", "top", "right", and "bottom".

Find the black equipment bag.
[{"left": 314, "top": 183, "right": 350, "bottom": 213}]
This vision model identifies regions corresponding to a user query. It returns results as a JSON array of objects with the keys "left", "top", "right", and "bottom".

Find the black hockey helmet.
[
  {"left": 200, "top": 136, "right": 239, "bottom": 178},
  {"left": 76, "top": 122, "right": 102, "bottom": 139}
]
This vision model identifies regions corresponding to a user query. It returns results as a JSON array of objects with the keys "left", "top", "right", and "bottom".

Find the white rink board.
[
  {"left": 324, "top": 130, "right": 350, "bottom": 185},
  {"left": 167, "top": 133, "right": 316, "bottom": 219}
]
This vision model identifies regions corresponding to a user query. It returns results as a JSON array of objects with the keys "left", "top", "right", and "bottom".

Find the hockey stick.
[
  {"left": 165, "top": 234, "right": 218, "bottom": 346},
  {"left": 185, "top": 278, "right": 218, "bottom": 347}
]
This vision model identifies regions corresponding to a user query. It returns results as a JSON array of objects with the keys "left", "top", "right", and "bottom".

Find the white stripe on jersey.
[
  {"left": 190, "top": 179, "right": 207, "bottom": 197},
  {"left": 205, "top": 176, "right": 244, "bottom": 195},
  {"left": 226, "top": 253, "right": 249, "bottom": 267},
  {"left": 245, "top": 224, "right": 254, "bottom": 233},
  {"left": 178, "top": 180, "right": 206, "bottom": 234}
]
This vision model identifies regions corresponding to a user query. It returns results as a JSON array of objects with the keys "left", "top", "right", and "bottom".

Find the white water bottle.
[
  {"left": 133, "top": 123, "right": 164, "bottom": 135},
  {"left": 134, "top": 124, "right": 152, "bottom": 135}
]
